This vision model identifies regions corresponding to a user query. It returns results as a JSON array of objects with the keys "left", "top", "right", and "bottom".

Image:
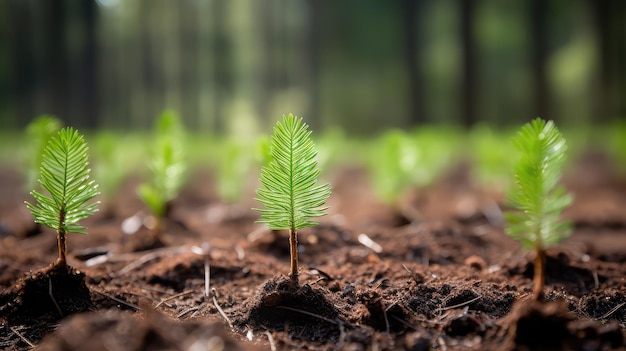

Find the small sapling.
[
  {"left": 138, "top": 110, "right": 186, "bottom": 236},
  {"left": 25, "top": 127, "right": 100, "bottom": 268},
  {"left": 504, "top": 118, "right": 572, "bottom": 301},
  {"left": 255, "top": 114, "right": 331, "bottom": 284}
]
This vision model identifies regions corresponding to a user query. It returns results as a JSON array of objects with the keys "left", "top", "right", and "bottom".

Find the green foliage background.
[{"left": 2, "top": 1, "right": 622, "bottom": 134}]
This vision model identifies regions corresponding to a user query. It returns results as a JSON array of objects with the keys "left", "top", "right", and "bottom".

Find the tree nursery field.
[{"left": 1, "top": 119, "right": 625, "bottom": 350}]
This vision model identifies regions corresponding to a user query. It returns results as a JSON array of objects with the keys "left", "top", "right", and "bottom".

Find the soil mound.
[{"left": 233, "top": 275, "right": 342, "bottom": 344}]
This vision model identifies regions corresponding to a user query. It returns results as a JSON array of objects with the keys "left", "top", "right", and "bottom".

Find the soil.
[{"left": 1, "top": 154, "right": 626, "bottom": 350}]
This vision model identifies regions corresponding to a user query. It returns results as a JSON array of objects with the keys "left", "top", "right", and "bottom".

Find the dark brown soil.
[{"left": 1, "top": 156, "right": 626, "bottom": 350}]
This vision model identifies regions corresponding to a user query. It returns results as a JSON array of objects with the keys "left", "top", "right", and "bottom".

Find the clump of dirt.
[
  {"left": 507, "top": 300, "right": 573, "bottom": 350},
  {"left": 233, "top": 275, "right": 342, "bottom": 345},
  {"left": 0, "top": 262, "right": 92, "bottom": 350},
  {"left": 0, "top": 263, "right": 91, "bottom": 324},
  {"left": 505, "top": 299, "right": 624, "bottom": 351},
  {"left": 37, "top": 309, "right": 261, "bottom": 351}
]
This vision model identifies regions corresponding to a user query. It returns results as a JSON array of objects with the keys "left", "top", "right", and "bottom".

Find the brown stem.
[
  {"left": 56, "top": 229, "right": 67, "bottom": 267},
  {"left": 533, "top": 248, "right": 546, "bottom": 301},
  {"left": 289, "top": 228, "right": 299, "bottom": 283},
  {"left": 56, "top": 208, "right": 67, "bottom": 267},
  {"left": 151, "top": 216, "right": 162, "bottom": 239}
]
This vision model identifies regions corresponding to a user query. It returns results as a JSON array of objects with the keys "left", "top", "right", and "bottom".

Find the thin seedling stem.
[
  {"left": 289, "top": 228, "right": 299, "bottom": 282},
  {"left": 56, "top": 230, "right": 67, "bottom": 267},
  {"left": 533, "top": 247, "right": 546, "bottom": 301},
  {"left": 57, "top": 208, "right": 67, "bottom": 267}
]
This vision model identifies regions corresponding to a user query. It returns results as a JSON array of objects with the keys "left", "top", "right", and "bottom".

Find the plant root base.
[
  {"left": 504, "top": 299, "right": 623, "bottom": 350},
  {"left": 234, "top": 275, "right": 342, "bottom": 344},
  {"left": 1, "top": 263, "right": 91, "bottom": 324}
]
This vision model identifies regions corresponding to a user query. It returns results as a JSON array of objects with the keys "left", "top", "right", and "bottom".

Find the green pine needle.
[
  {"left": 504, "top": 118, "right": 572, "bottom": 249},
  {"left": 255, "top": 114, "right": 331, "bottom": 231},
  {"left": 25, "top": 127, "right": 100, "bottom": 235}
]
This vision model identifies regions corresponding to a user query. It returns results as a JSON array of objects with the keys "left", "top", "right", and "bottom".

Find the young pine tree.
[
  {"left": 138, "top": 110, "right": 186, "bottom": 235},
  {"left": 255, "top": 114, "right": 331, "bottom": 284},
  {"left": 25, "top": 127, "right": 100, "bottom": 268},
  {"left": 505, "top": 118, "right": 572, "bottom": 301}
]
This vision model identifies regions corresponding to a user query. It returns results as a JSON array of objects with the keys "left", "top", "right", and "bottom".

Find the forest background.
[{"left": 1, "top": 0, "right": 624, "bottom": 136}]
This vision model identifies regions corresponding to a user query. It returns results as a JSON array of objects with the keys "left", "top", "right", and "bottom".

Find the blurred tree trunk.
[
  {"left": 460, "top": 0, "right": 477, "bottom": 128},
  {"left": 80, "top": 0, "right": 98, "bottom": 129},
  {"left": 163, "top": 1, "right": 181, "bottom": 115},
  {"left": 7, "top": 1, "right": 35, "bottom": 126},
  {"left": 196, "top": 1, "right": 213, "bottom": 130},
  {"left": 530, "top": 0, "right": 549, "bottom": 121},
  {"left": 403, "top": 0, "right": 424, "bottom": 126},
  {"left": 212, "top": 0, "right": 231, "bottom": 133},
  {"left": 0, "top": 3, "right": 7, "bottom": 126},
  {"left": 180, "top": 1, "right": 198, "bottom": 129},
  {"left": 43, "top": 0, "right": 69, "bottom": 121},
  {"left": 591, "top": 0, "right": 626, "bottom": 122},
  {"left": 304, "top": 0, "right": 321, "bottom": 130},
  {"left": 137, "top": 0, "right": 161, "bottom": 128},
  {"left": 258, "top": 0, "right": 275, "bottom": 127}
]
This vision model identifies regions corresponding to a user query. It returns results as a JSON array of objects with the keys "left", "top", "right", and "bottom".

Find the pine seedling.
[
  {"left": 25, "top": 127, "right": 100, "bottom": 268},
  {"left": 138, "top": 110, "right": 186, "bottom": 235},
  {"left": 504, "top": 118, "right": 572, "bottom": 301},
  {"left": 255, "top": 114, "right": 331, "bottom": 283}
]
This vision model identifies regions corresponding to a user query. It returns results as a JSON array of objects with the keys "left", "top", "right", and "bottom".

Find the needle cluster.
[
  {"left": 256, "top": 114, "right": 331, "bottom": 231},
  {"left": 505, "top": 118, "right": 572, "bottom": 249},
  {"left": 25, "top": 127, "right": 100, "bottom": 266},
  {"left": 505, "top": 118, "right": 572, "bottom": 301},
  {"left": 255, "top": 114, "right": 331, "bottom": 282},
  {"left": 138, "top": 110, "right": 186, "bottom": 220}
]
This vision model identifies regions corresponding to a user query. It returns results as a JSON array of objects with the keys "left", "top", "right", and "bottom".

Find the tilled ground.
[{"left": 1, "top": 155, "right": 625, "bottom": 350}]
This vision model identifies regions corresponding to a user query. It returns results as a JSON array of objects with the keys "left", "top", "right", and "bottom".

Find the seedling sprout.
[
  {"left": 138, "top": 110, "right": 187, "bottom": 236},
  {"left": 255, "top": 114, "right": 331, "bottom": 284},
  {"left": 25, "top": 127, "right": 100, "bottom": 268},
  {"left": 505, "top": 118, "right": 572, "bottom": 301}
]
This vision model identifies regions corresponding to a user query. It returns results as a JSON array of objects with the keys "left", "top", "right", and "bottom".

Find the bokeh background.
[{"left": 1, "top": 0, "right": 625, "bottom": 135}]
